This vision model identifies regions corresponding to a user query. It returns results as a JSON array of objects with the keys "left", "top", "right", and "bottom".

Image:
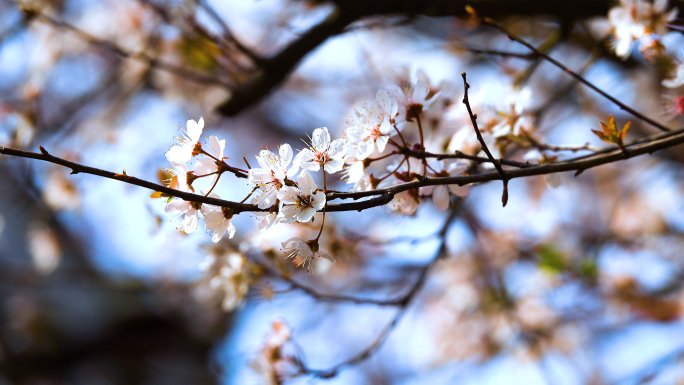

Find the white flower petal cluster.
[
  {"left": 425, "top": 159, "right": 471, "bottom": 210},
  {"left": 166, "top": 117, "right": 204, "bottom": 163},
  {"left": 295, "top": 127, "right": 347, "bottom": 173},
  {"left": 249, "top": 144, "right": 299, "bottom": 209},
  {"left": 608, "top": 0, "right": 678, "bottom": 59},
  {"left": 491, "top": 87, "right": 533, "bottom": 137},
  {"left": 277, "top": 170, "right": 326, "bottom": 224},
  {"left": 194, "top": 135, "right": 225, "bottom": 178},
  {"left": 198, "top": 251, "right": 249, "bottom": 311},
  {"left": 282, "top": 237, "right": 335, "bottom": 275},
  {"left": 344, "top": 90, "right": 397, "bottom": 159}
]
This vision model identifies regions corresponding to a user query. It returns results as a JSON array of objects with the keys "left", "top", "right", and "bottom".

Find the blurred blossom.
[
  {"left": 43, "top": 170, "right": 80, "bottom": 210},
  {"left": 27, "top": 223, "right": 61, "bottom": 276},
  {"left": 195, "top": 248, "right": 250, "bottom": 311},
  {"left": 250, "top": 320, "right": 295, "bottom": 384}
]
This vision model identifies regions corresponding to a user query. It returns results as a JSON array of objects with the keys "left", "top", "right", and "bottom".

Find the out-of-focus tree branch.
[{"left": 216, "top": 0, "right": 616, "bottom": 116}]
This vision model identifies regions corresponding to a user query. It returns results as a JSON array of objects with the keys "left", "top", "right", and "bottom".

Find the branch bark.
[
  {"left": 2, "top": 127, "right": 683, "bottom": 214},
  {"left": 215, "top": 0, "right": 615, "bottom": 116}
]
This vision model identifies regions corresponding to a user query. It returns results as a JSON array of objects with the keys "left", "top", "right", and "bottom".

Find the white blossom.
[
  {"left": 282, "top": 237, "right": 335, "bottom": 275},
  {"left": 194, "top": 135, "right": 225, "bottom": 178},
  {"left": 166, "top": 117, "right": 204, "bottom": 163},
  {"left": 199, "top": 251, "right": 249, "bottom": 311},
  {"left": 424, "top": 159, "right": 470, "bottom": 210},
  {"left": 203, "top": 207, "right": 236, "bottom": 242},
  {"left": 342, "top": 160, "right": 373, "bottom": 192},
  {"left": 608, "top": 0, "right": 678, "bottom": 59},
  {"left": 345, "top": 91, "right": 396, "bottom": 159},
  {"left": 166, "top": 160, "right": 190, "bottom": 192},
  {"left": 248, "top": 144, "right": 299, "bottom": 209},
  {"left": 255, "top": 211, "right": 278, "bottom": 231},
  {"left": 250, "top": 320, "right": 293, "bottom": 384},
  {"left": 394, "top": 69, "right": 438, "bottom": 128},
  {"left": 277, "top": 170, "right": 326, "bottom": 223},
  {"left": 165, "top": 199, "right": 202, "bottom": 234},
  {"left": 491, "top": 88, "right": 533, "bottom": 137},
  {"left": 295, "top": 127, "right": 347, "bottom": 174},
  {"left": 389, "top": 189, "right": 420, "bottom": 215}
]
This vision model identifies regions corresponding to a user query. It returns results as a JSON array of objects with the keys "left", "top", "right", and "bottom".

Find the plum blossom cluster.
[
  {"left": 604, "top": 0, "right": 683, "bottom": 120},
  {"left": 607, "top": 0, "right": 678, "bottom": 60},
  {"left": 158, "top": 70, "right": 575, "bottom": 277}
]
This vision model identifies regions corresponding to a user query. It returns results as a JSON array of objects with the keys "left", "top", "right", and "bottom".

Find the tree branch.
[
  {"left": 480, "top": 16, "right": 672, "bottom": 133},
  {"left": 215, "top": 0, "right": 616, "bottom": 116},
  {"left": 2, "top": 127, "right": 683, "bottom": 214},
  {"left": 294, "top": 207, "right": 459, "bottom": 378},
  {"left": 462, "top": 72, "right": 509, "bottom": 206}
]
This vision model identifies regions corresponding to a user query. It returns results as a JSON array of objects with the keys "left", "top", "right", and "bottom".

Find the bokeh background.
[{"left": 1, "top": 0, "right": 684, "bottom": 383}]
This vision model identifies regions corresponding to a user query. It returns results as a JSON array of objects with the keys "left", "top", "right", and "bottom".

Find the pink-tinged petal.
[
  {"left": 277, "top": 186, "right": 300, "bottom": 203},
  {"left": 165, "top": 199, "right": 190, "bottom": 214},
  {"left": 226, "top": 220, "right": 236, "bottom": 239},
  {"left": 166, "top": 145, "right": 191, "bottom": 163},
  {"left": 204, "top": 210, "right": 224, "bottom": 229},
  {"left": 447, "top": 160, "right": 468, "bottom": 175},
  {"left": 312, "top": 127, "right": 330, "bottom": 151},
  {"left": 182, "top": 210, "right": 199, "bottom": 233},
  {"left": 316, "top": 251, "right": 336, "bottom": 262},
  {"left": 328, "top": 139, "right": 347, "bottom": 156},
  {"left": 170, "top": 161, "right": 188, "bottom": 173},
  {"left": 187, "top": 118, "right": 204, "bottom": 142},
  {"left": 375, "top": 135, "right": 390, "bottom": 153},
  {"left": 412, "top": 80, "right": 428, "bottom": 102},
  {"left": 279, "top": 205, "right": 301, "bottom": 224},
  {"left": 210, "top": 221, "right": 228, "bottom": 243},
  {"left": 256, "top": 150, "right": 277, "bottom": 170},
  {"left": 297, "top": 170, "right": 317, "bottom": 197},
  {"left": 311, "top": 191, "right": 326, "bottom": 211},
  {"left": 448, "top": 184, "right": 471, "bottom": 198},
  {"left": 356, "top": 140, "right": 375, "bottom": 160},
  {"left": 279, "top": 144, "right": 293, "bottom": 167},
  {"left": 433, "top": 185, "right": 450, "bottom": 211},
  {"left": 254, "top": 188, "right": 278, "bottom": 209},
  {"left": 282, "top": 237, "right": 306, "bottom": 249},
  {"left": 208, "top": 135, "right": 225, "bottom": 159},
  {"left": 544, "top": 173, "right": 561, "bottom": 189},
  {"left": 194, "top": 158, "right": 218, "bottom": 176},
  {"left": 379, "top": 118, "right": 393, "bottom": 135},
  {"left": 296, "top": 207, "right": 316, "bottom": 223},
  {"left": 324, "top": 158, "right": 344, "bottom": 174},
  {"left": 248, "top": 168, "right": 274, "bottom": 184},
  {"left": 295, "top": 150, "right": 319, "bottom": 171}
]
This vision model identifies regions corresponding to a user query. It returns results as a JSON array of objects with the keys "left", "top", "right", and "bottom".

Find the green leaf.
[
  {"left": 578, "top": 259, "right": 599, "bottom": 279},
  {"left": 538, "top": 245, "right": 566, "bottom": 274}
]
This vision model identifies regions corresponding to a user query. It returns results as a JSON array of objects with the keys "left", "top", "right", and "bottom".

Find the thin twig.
[
  {"left": 462, "top": 72, "right": 509, "bottom": 206},
  {"left": 255, "top": 261, "right": 405, "bottom": 307},
  {"left": 35, "top": 12, "right": 232, "bottom": 88},
  {"left": 295, "top": 207, "right": 459, "bottom": 379},
  {"left": 480, "top": 16, "right": 671, "bottom": 133}
]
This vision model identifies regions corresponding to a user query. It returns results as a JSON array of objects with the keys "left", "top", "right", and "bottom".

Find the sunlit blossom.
[
  {"left": 248, "top": 144, "right": 299, "bottom": 209},
  {"left": 203, "top": 207, "right": 236, "bottom": 242},
  {"left": 345, "top": 91, "right": 396, "bottom": 159},
  {"left": 166, "top": 117, "right": 204, "bottom": 163},
  {"left": 194, "top": 135, "right": 226, "bottom": 179},
  {"left": 277, "top": 170, "right": 326, "bottom": 223},
  {"left": 295, "top": 127, "right": 347, "bottom": 174}
]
